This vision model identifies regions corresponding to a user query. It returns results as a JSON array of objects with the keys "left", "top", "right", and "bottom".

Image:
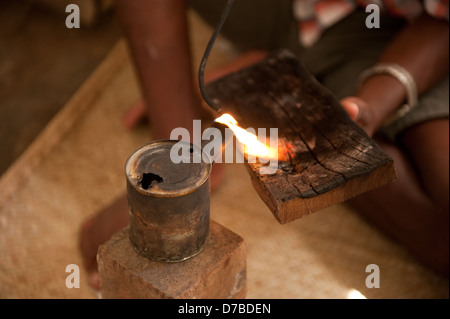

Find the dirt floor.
[{"left": 0, "top": 0, "right": 121, "bottom": 176}]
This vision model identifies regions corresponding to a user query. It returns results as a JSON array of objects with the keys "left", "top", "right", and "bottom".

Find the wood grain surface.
[{"left": 207, "top": 50, "right": 397, "bottom": 224}]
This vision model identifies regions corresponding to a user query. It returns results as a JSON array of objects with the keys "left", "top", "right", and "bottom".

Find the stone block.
[{"left": 98, "top": 221, "right": 246, "bottom": 299}]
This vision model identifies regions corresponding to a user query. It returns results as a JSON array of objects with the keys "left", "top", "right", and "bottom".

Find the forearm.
[
  {"left": 115, "top": 0, "right": 199, "bottom": 138},
  {"left": 356, "top": 13, "right": 449, "bottom": 134}
]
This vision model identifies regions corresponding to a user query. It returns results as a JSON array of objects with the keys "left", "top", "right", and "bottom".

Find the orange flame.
[{"left": 215, "top": 113, "right": 277, "bottom": 159}]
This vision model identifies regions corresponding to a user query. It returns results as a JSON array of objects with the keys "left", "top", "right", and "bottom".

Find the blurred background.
[{"left": 0, "top": 0, "right": 120, "bottom": 176}]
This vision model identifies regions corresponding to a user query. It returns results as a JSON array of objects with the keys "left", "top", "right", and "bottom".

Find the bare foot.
[
  {"left": 78, "top": 163, "right": 225, "bottom": 290},
  {"left": 78, "top": 195, "right": 129, "bottom": 291}
]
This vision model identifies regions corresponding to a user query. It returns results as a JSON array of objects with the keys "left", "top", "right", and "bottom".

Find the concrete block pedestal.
[{"left": 98, "top": 221, "right": 246, "bottom": 299}]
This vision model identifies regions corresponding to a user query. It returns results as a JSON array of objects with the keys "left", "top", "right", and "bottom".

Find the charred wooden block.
[
  {"left": 98, "top": 222, "right": 246, "bottom": 299},
  {"left": 206, "top": 50, "right": 397, "bottom": 224}
]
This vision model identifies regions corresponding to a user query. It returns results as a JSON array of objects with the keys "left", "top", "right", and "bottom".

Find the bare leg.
[{"left": 348, "top": 118, "right": 449, "bottom": 277}]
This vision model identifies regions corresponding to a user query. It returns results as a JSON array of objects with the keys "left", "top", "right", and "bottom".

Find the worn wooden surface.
[{"left": 207, "top": 50, "right": 397, "bottom": 224}]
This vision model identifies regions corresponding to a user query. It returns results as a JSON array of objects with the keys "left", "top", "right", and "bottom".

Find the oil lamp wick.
[{"left": 198, "top": 0, "right": 235, "bottom": 113}]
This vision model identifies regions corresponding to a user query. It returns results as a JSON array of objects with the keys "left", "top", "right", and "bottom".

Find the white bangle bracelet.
[{"left": 358, "top": 63, "right": 418, "bottom": 126}]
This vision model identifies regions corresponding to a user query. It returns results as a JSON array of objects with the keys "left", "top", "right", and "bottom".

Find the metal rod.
[{"left": 198, "top": 0, "right": 235, "bottom": 112}]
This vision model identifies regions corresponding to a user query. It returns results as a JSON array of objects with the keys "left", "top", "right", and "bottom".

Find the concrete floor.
[{"left": 0, "top": 0, "right": 122, "bottom": 176}]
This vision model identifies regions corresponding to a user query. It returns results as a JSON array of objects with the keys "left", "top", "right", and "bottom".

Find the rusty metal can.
[{"left": 125, "top": 140, "right": 211, "bottom": 262}]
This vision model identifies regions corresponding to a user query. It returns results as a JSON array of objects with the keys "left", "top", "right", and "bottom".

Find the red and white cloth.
[{"left": 293, "top": 0, "right": 449, "bottom": 46}]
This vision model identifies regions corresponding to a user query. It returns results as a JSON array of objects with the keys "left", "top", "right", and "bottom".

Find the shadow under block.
[
  {"left": 206, "top": 50, "right": 397, "bottom": 224},
  {"left": 98, "top": 221, "right": 247, "bottom": 299}
]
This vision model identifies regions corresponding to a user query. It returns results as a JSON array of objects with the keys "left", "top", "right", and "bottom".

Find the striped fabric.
[{"left": 294, "top": 0, "right": 449, "bottom": 46}]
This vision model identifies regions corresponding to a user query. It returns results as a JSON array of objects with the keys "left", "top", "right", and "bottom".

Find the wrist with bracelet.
[{"left": 358, "top": 63, "right": 418, "bottom": 127}]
